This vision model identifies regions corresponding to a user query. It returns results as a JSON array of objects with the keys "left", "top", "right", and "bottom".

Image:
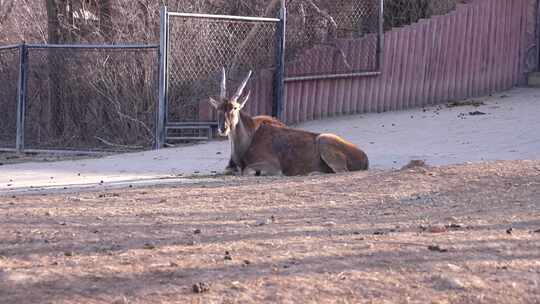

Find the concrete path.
[{"left": 1, "top": 87, "right": 539, "bottom": 195}]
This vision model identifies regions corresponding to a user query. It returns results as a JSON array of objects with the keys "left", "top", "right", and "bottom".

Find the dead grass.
[
  {"left": 1, "top": 160, "right": 539, "bottom": 303},
  {"left": 0, "top": 151, "right": 106, "bottom": 165}
]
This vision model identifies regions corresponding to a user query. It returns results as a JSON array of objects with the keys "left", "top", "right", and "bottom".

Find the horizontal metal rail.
[
  {"left": 166, "top": 136, "right": 211, "bottom": 141},
  {"left": 165, "top": 126, "right": 212, "bottom": 131},
  {"left": 284, "top": 71, "right": 382, "bottom": 82},
  {"left": 167, "top": 121, "right": 218, "bottom": 126},
  {"left": 0, "top": 44, "right": 21, "bottom": 50},
  {"left": 0, "top": 147, "right": 18, "bottom": 152},
  {"left": 25, "top": 44, "right": 159, "bottom": 49},
  {"left": 168, "top": 12, "right": 280, "bottom": 23}
]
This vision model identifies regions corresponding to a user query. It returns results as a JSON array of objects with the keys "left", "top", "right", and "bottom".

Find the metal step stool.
[{"left": 165, "top": 122, "right": 217, "bottom": 142}]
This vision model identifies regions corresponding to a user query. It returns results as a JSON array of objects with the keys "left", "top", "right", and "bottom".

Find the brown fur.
[
  {"left": 239, "top": 117, "right": 369, "bottom": 176},
  {"left": 225, "top": 114, "right": 286, "bottom": 173}
]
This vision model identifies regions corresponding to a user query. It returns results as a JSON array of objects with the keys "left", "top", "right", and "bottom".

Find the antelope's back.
[{"left": 252, "top": 115, "right": 286, "bottom": 129}]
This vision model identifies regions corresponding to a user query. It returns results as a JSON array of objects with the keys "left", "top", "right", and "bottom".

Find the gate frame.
[{"left": 155, "top": 4, "right": 286, "bottom": 149}]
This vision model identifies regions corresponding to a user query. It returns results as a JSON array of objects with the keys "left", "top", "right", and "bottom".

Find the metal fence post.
[
  {"left": 156, "top": 6, "right": 168, "bottom": 149},
  {"left": 15, "top": 43, "right": 27, "bottom": 152},
  {"left": 537, "top": 0, "right": 540, "bottom": 71},
  {"left": 273, "top": 0, "right": 286, "bottom": 120},
  {"left": 377, "top": 0, "right": 384, "bottom": 70}
]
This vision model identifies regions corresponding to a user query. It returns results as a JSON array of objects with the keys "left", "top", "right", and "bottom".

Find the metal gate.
[{"left": 156, "top": 6, "right": 286, "bottom": 148}]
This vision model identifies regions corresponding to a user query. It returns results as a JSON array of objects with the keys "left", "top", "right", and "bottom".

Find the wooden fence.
[{"left": 240, "top": 0, "right": 538, "bottom": 125}]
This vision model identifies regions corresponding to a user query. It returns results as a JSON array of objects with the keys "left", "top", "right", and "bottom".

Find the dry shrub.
[
  {"left": 384, "top": 0, "right": 470, "bottom": 29},
  {"left": 22, "top": 47, "right": 158, "bottom": 150}
]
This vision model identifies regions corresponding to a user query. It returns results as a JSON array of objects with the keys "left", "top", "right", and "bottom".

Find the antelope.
[
  {"left": 210, "top": 68, "right": 286, "bottom": 174},
  {"left": 209, "top": 69, "right": 369, "bottom": 176}
]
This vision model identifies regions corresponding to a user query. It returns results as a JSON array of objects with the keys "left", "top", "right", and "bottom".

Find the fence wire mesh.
[
  {"left": 23, "top": 46, "right": 158, "bottom": 151},
  {"left": 284, "top": 0, "right": 381, "bottom": 78},
  {"left": 383, "top": 0, "right": 466, "bottom": 29},
  {"left": 0, "top": 46, "right": 20, "bottom": 149},
  {"left": 167, "top": 16, "right": 278, "bottom": 124}
]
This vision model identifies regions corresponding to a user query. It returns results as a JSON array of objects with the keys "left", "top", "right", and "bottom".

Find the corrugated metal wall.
[{"left": 274, "top": 0, "right": 535, "bottom": 125}]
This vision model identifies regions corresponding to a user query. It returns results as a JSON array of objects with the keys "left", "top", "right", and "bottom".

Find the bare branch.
[
  {"left": 304, "top": 0, "right": 338, "bottom": 33},
  {"left": 302, "top": 0, "right": 351, "bottom": 70},
  {"left": 0, "top": 0, "right": 15, "bottom": 26},
  {"left": 319, "top": 42, "right": 353, "bottom": 70},
  {"left": 94, "top": 136, "right": 144, "bottom": 149},
  {"left": 230, "top": 0, "right": 281, "bottom": 73}
]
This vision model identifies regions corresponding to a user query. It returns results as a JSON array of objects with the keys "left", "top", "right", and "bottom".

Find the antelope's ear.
[
  {"left": 238, "top": 90, "right": 251, "bottom": 110},
  {"left": 209, "top": 97, "right": 220, "bottom": 109}
]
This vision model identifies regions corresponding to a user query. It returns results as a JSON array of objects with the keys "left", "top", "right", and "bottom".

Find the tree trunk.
[
  {"left": 45, "top": 0, "right": 61, "bottom": 43},
  {"left": 45, "top": 0, "right": 65, "bottom": 137},
  {"left": 99, "top": 0, "right": 114, "bottom": 42}
]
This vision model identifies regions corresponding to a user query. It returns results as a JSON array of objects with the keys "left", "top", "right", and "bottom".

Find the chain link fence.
[
  {"left": 0, "top": 45, "right": 159, "bottom": 152},
  {"left": 167, "top": 15, "right": 278, "bottom": 124},
  {"left": 284, "top": 0, "right": 382, "bottom": 79},
  {"left": 25, "top": 45, "right": 159, "bottom": 151},
  {"left": 0, "top": 45, "right": 20, "bottom": 150}
]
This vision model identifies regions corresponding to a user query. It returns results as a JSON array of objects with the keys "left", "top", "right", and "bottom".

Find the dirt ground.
[{"left": 1, "top": 160, "right": 539, "bottom": 303}]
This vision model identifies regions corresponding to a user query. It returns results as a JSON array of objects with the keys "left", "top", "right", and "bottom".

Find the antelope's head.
[{"left": 209, "top": 68, "right": 252, "bottom": 137}]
